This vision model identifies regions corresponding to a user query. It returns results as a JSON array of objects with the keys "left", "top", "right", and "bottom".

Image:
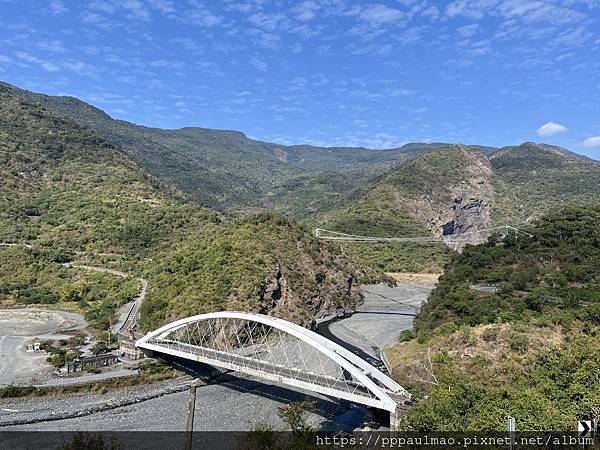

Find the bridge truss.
[{"left": 136, "top": 312, "right": 409, "bottom": 416}]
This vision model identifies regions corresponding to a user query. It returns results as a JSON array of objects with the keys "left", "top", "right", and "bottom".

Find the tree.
[{"left": 277, "top": 400, "right": 316, "bottom": 434}]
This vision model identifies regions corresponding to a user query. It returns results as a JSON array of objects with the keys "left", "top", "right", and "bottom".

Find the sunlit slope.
[
  {"left": 313, "top": 146, "right": 494, "bottom": 272},
  {"left": 490, "top": 142, "right": 600, "bottom": 225},
  {"left": 388, "top": 204, "right": 600, "bottom": 431},
  {"left": 0, "top": 86, "right": 213, "bottom": 255},
  {"left": 140, "top": 213, "right": 371, "bottom": 330},
  {"left": 0, "top": 88, "right": 368, "bottom": 329}
]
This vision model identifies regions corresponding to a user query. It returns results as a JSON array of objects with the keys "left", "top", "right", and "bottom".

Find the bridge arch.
[{"left": 136, "top": 311, "right": 409, "bottom": 415}]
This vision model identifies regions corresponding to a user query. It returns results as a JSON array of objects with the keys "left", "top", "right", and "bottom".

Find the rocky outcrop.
[
  {"left": 257, "top": 262, "right": 361, "bottom": 329},
  {"left": 391, "top": 146, "right": 495, "bottom": 249}
]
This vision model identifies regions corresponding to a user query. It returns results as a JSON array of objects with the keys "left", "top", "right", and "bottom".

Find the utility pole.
[
  {"left": 508, "top": 416, "right": 515, "bottom": 450},
  {"left": 185, "top": 379, "right": 201, "bottom": 450}
]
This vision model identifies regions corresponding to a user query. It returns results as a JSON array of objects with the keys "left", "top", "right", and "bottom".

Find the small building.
[
  {"left": 118, "top": 333, "right": 145, "bottom": 360},
  {"left": 66, "top": 353, "right": 119, "bottom": 373},
  {"left": 26, "top": 342, "right": 41, "bottom": 352}
]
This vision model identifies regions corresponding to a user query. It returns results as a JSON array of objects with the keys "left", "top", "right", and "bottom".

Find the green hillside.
[
  {"left": 386, "top": 204, "right": 600, "bottom": 430},
  {"left": 313, "top": 146, "right": 495, "bottom": 272},
  {"left": 312, "top": 143, "right": 599, "bottom": 273},
  {"left": 0, "top": 86, "right": 211, "bottom": 256},
  {"left": 0, "top": 81, "right": 402, "bottom": 216},
  {"left": 140, "top": 213, "right": 370, "bottom": 331},
  {"left": 2, "top": 82, "right": 476, "bottom": 219},
  {"left": 0, "top": 87, "right": 367, "bottom": 332},
  {"left": 490, "top": 142, "right": 600, "bottom": 225}
]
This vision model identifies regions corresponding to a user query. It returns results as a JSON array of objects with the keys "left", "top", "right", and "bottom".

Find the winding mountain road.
[{"left": 60, "top": 262, "right": 147, "bottom": 336}]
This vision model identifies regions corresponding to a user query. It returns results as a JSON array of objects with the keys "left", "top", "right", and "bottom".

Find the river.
[{"left": 0, "top": 282, "right": 434, "bottom": 432}]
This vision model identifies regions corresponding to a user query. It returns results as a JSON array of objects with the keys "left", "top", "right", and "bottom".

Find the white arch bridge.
[{"left": 136, "top": 311, "right": 410, "bottom": 426}]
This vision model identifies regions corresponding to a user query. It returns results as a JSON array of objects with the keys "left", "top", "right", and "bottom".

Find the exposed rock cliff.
[{"left": 387, "top": 146, "right": 495, "bottom": 248}]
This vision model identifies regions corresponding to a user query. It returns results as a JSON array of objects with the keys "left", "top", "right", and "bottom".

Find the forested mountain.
[
  {"left": 140, "top": 213, "right": 368, "bottom": 331},
  {"left": 314, "top": 144, "right": 599, "bottom": 272},
  {"left": 0, "top": 82, "right": 397, "bottom": 216},
  {"left": 387, "top": 204, "right": 600, "bottom": 430},
  {"left": 490, "top": 142, "right": 600, "bottom": 224},
  {"left": 2, "top": 79, "right": 598, "bottom": 328},
  {"left": 0, "top": 85, "right": 367, "bottom": 330},
  {"left": 0, "top": 85, "right": 211, "bottom": 255},
  {"left": 1, "top": 82, "right": 480, "bottom": 218}
]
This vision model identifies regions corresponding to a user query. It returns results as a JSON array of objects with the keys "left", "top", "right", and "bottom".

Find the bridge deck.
[
  {"left": 136, "top": 312, "right": 410, "bottom": 417},
  {"left": 147, "top": 338, "right": 381, "bottom": 399}
]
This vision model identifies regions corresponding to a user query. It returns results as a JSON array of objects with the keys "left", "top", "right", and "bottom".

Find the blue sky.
[{"left": 1, "top": 0, "right": 599, "bottom": 159}]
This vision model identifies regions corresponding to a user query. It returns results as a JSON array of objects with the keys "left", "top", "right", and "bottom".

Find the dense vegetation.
[
  {"left": 0, "top": 87, "right": 370, "bottom": 333},
  {"left": 0, "top": 245, "right": 140, "bottom": 330},
  {"left": 0, "top": 86, "right": 222, "bottom": 331},
  {"left": 1, "top": 81, "right": 412, "bottom": 217},
  {"left": 312, "top": 147, "right": 493, "bottom": 273},
  {"left": 416, "top": 204, "right": 599, "bottom": 333},
  {"left": 313, "top": 144, "right": 599, "bottom": 273},
  {"left": 314, "top": 185, "right": 452, "bottom": 273},
  {"left": 387, "top": 204, "right": 600, "bottom": 430},
  {"left": 0, "top": 86, "right": 216, "bottom": 255},
  {"left": 140, "top": 213, "right": 371, "bottom": 330},
  {"left": 490, "top": 143, "right": 600, "bottom": 225}
]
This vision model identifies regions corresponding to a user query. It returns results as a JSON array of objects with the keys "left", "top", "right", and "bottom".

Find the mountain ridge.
[
  {"left": 313, "top": 143, "right": 599, "bottom": 272},
  {"left": 2, "top": 79, "right": 597, "bottom": 265},
  {"left": 0, "top": 81, "right": 505, "bottom": 218},
  {"left": 0, "top": 85, "right": 369, "bottom": 330}
]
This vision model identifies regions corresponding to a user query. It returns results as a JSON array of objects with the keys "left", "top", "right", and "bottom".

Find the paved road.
[
  {"left": 60, "top": 263, "right": 130, "bottom": 279},
  {"left": 61, "top": 263, "right": 147, "bottom": 335}
]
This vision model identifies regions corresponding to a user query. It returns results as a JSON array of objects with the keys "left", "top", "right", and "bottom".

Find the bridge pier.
[
  {"left": 389, "top": 410, "right": 398, "bottom": 431},
  {"left": 118, "top": 335, "right": 146, "bottom": 360}
]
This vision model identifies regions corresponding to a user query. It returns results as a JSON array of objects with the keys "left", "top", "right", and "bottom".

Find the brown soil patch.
[{"left": 385, "top": 272, "right": 441, "bottom": 285}]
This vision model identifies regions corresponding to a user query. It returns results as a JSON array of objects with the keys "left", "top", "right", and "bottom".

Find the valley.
[
  {"left": 0, "top": 282, "right": 428, "bottom": 431},
  {"left": 0, "top": 80, "right": 598, "bottom": 434}
]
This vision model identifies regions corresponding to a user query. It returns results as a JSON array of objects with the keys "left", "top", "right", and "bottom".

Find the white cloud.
[
  {"left": 41, "top": 62, "right": 61, "bottom": 72},
  {"left": 352, "top": 4, "right": 404, "bottom": 24},
  {"left": 446, "top": 0, "right": 496, "bottom": 20},
  {"left": 148, "top": 0, "right": 175, "bottom": 16},
  {"left": 457, "top": 24, "right": 479, "bottom": 38},
  {"left": 446, "top": 0, "right": 586, "bottom": 24},
  {"left": 248, "top": 12, "right": 288, "bottom": 30},
  {"left": 188, "top": 10, "right": 222, "bottom": 27},
  {"left": 420, "top": 6, "right": 440, "bottom": 20},
  {"left": 249, "top": 56, "right": 268, "bottom": 71},
  {"left": 49, "top": 0, "right": 67, "bottom": 15},
  {"left": 293, "top": 1, "right": 320, "bottom": 21},
  {"left": 581, "top": 136, "right": 600, "bottom": 148},
  {"left": 537, "top": 121, "right": 567, "bottom": 137}
]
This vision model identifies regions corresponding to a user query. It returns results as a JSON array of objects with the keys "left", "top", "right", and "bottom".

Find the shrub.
[
  {"left": 16, "top": 287, "right": 59, "bottom": 304},
  {"left": 482, "top": 327, "right": 499, "bottom": 343},
  {"left": 398, "top": 330, "right": 415, "bottom": 342},
  {"left": 509, "top": 333, "right": 529, "bottom": 354}
]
